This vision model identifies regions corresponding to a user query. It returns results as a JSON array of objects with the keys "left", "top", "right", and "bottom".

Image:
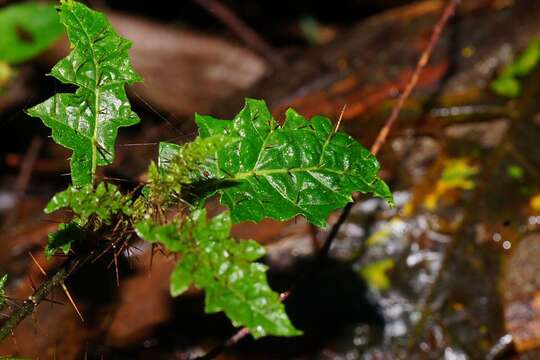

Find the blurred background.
[{"left": 1, "top": 0, "right": 540, "bottom": 359}]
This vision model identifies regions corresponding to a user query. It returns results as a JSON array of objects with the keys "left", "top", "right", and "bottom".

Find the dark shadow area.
[{"left": 100, "top": 256, "right": 384, "bottom": 359}]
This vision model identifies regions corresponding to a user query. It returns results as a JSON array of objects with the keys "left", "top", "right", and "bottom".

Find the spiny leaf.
[
  {"left": 158, "top": 135, "right": 238, "bottom": 184},
  {"left": 196, "top": 98, "right": 393, "bottom": 227},
  {"left": 135, "top": 209, "right": 301, "bottom": 338},
  {"left": 149, "top": 135, "right": 238, "bottom": 205},
  {"left": 45, "top": 222, "right": 86, "bottom": 257},
  {"left": 45, "top": 182, "right": 132, "bottom": 226},
  {"left": 27, "top": 0, "right": 141, "bottom": 186},
  {"left": 0, "top": 275, "right": 7, "bottom": 307},
  {"left": 0, "top": 2, "right": 64, "bottom": 65},
  {"left": 44, "top": 182, "right": 130, "bottom": 256}
]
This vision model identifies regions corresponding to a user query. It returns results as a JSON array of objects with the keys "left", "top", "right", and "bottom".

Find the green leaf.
[
  {"left": 0, "top": 275, "right": 7, "bottom": 307},
  {"left": 196, "top": 98, "right": 393, "bottom": 227},
  {"left": 45, "top": 221, "right": 86, "bottom": 257},
  {"left": 44, "top": 182, "right": 130, "bottom": 256},
  {"left": 135, "top": 209, "right": 301, "bottom": 338},
  {"left": 0, "top": 2, "right": 64, "bottom": 64},
  {"left": 45, "top": 182, "right": 132, "bottom": 225},
  {"left": 158, "top": 135, "right": 238, "bottom": 185},
  {"left": 491, "top": 38, "right": 540, "bottom": 98},
  {"left": 149, "top": 135, "right": 238, "bottom": 205},
  {"left": 158, "top": 142, "right": 182, "bottom": 169},
  {"left": 491, "top": 75, "right": 520, "bottom": 98},
  {"left": 27, "top": 0, "right": 141, "bottom": 186}
]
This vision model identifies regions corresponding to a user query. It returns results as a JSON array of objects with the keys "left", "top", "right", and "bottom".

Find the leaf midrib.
[
  {"left": 190, "top": 242, "right": 285, "bottom": 335},
  {"left": 171, "top": 224, "right": 287, "bottom": 336},
  {"left": 69, "top": 7, "right": 101, "bottom": 182},
  {"left": 232, "top": 166, "right": 350, "bottom": 180}
]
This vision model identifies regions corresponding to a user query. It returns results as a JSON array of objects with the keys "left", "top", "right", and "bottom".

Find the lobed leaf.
[
  {"left": 27, "top": 0, "right": 141, "bottom": 186},
  {"left": 135, "top": 209, "right": 301, "bottom": 338},
  {"left": 0, "top": 2, "right": 64, "bottom": 64},
  {"left": 195, "top": 99, "right": 393, "bottom": 227}
]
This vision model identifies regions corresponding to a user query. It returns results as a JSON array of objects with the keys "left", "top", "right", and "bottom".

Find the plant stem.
[
  {"left": 0, "top": 266, "right": 68, "bottom": 342},
  {"left": 0, "top": 247, "right": 98, "bottom": 342}
]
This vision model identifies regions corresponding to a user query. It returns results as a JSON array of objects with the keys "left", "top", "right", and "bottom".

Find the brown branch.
[
  {"left": 192, "top": 0, "right": 284, "bottom": 66},
  {"left": 193, "top": 0, "right": 461, "bottom": 358},
  {"left": 320, "top": 0, "right": 460, "bottom": 261},
  {"left": 370, "top": 0, "right": 460, "bottom": 156}
]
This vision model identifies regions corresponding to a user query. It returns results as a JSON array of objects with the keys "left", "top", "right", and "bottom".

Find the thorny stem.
[
  {"left": 194, "top": 0, "right": 461, "bottom": 358},
  {"left": 0, "top": 246, "right": 100, "bottom": 342},
  {"left": 0, "top": 266, "right": 68, "bottom": 342}
]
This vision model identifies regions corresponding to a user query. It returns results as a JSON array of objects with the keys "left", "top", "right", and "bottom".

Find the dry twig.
[{"left": 192, "top": 0, "right": 284, "bottom": 66}]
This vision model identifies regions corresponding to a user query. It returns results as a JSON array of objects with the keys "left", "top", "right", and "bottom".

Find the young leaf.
[
  {"left": 0, "top": 275, "right": 7, "bottom": 307},
  {"left": 160, "top": 135, "right": 239, "bottom": 183},
  {"left": 0, "top": 2, "right": 64, "bottom": 65},
  {"left": 149, "top": 135, "right": 238, "bottom": 205},
  {"left": 45, "top": 182, "right": 132, "bottom": 226},
  {"left": 44, "top": 183, "right": 130, "bottom": 256},
  {"left": 196, "top": 99, "right": 393, "bottom": 227},
  {"left": 27, "top": 0, "right": 141, "bottom": 186},
  {"left": 135, "top": 209, "right": 301, "bottom": 338},
  {"left": 45, "top": 222, "right": 86, "bottom": 257}
]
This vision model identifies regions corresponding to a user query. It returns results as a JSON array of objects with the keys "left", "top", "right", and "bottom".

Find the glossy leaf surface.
[
  {"left": 45, "top": 183, "right": 132, "bottom": 225},
  {"left": 149, "top": 135, "right": 238, "bottom": 205},
  {"left": 135, "top": 209, "right": 301, "bottom": 338},
  {"left": 196, "top": 99, "right": 393, "bottom": 227},
  {"left": 0, "top": 2, "right": 64, "bottom": 64},
  {"left": 27, "top": 0, "right": 141, "bottom": 186},
  {"left": 44, "top": 182, "right": 131, "bottom": 256}
]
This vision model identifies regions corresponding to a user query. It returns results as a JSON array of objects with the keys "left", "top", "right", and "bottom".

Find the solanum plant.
[{"left": 2, "top": 0, "right": 393, "bottom": 341}]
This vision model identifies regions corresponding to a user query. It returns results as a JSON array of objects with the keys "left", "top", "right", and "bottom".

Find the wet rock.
[
  {"left": 392, "top": 136, "right": 441, "bottom": 185},
  {"left": 503, "top": 234, "right": 540, "bottom": 352},
  {"left": 444, "top": 118, "right": 509, "bottom": 148}
]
